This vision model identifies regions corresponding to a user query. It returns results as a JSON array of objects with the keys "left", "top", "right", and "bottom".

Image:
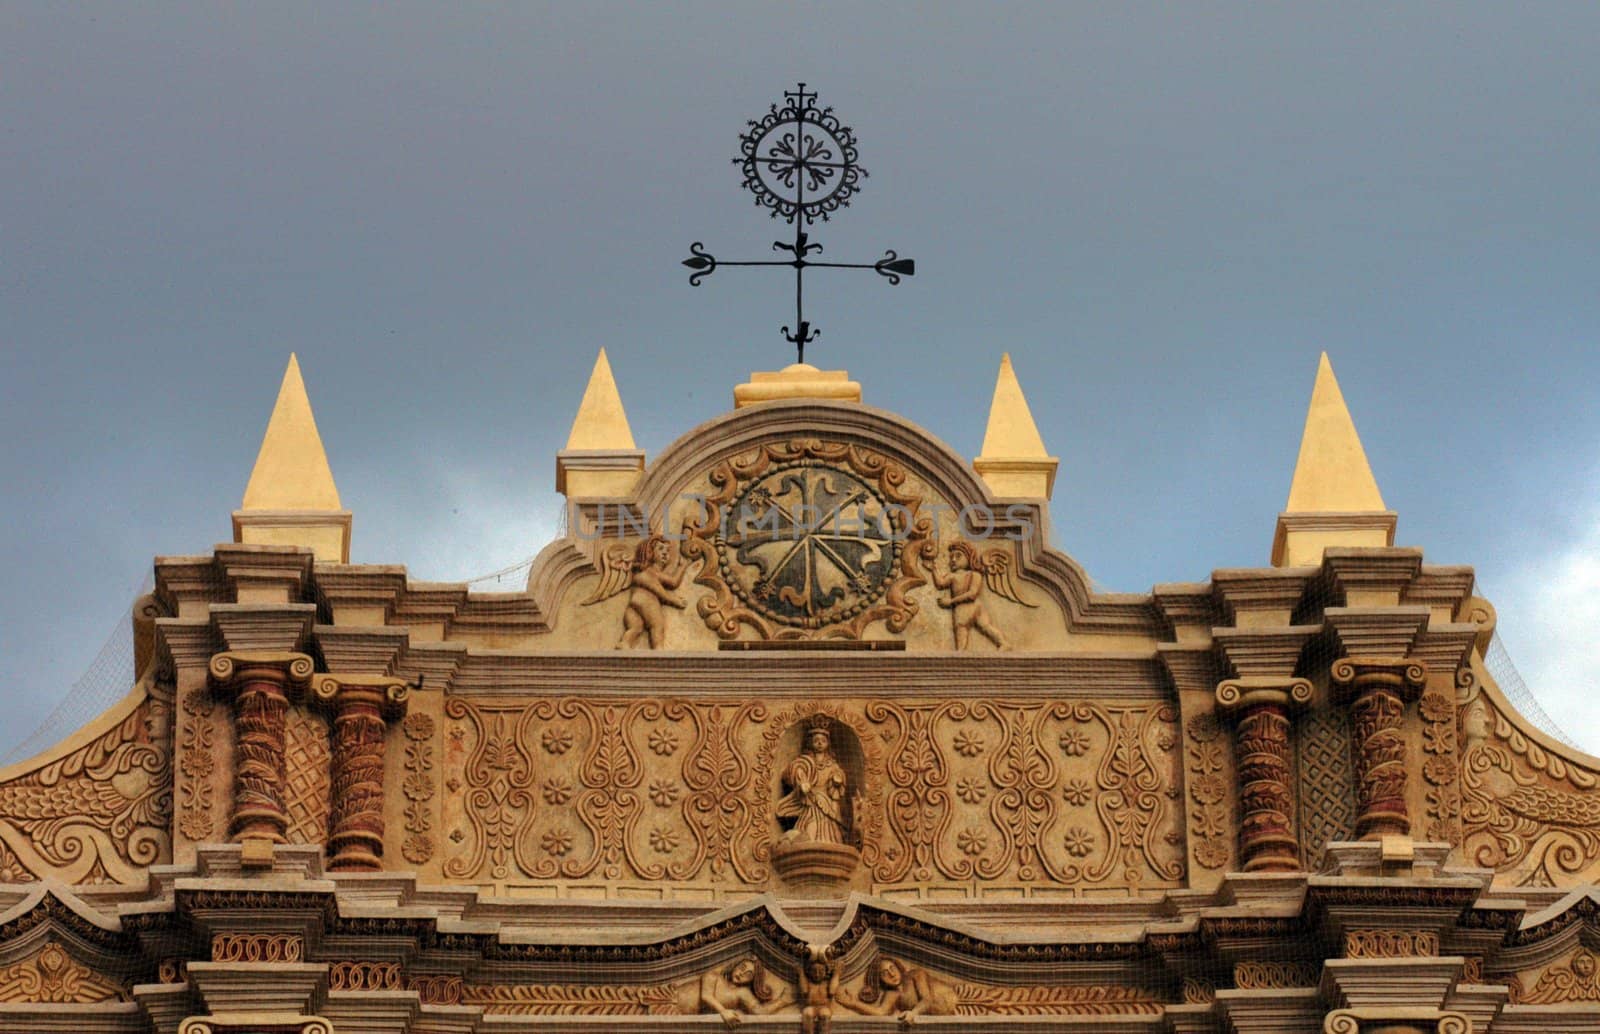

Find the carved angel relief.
[
  {"left": 934, "top": 540, "right": 1032, "bottom": 650},
  {"left": 583, "top": 535, "right": 689, "bottom": 649}
]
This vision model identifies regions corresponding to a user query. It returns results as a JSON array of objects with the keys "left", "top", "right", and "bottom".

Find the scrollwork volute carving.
[
  {"left": 440, "top": 696, "right": 1182, "bottom": 895},
  {"left": 1460, "top": 688, "right": 1600, "bottom": 886},
  {"left": 0, "top": 686, "right": 171, "bottom": 884}
]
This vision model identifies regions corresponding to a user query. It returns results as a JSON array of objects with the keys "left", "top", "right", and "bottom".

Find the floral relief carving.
[
  {"left": 400, "top": 711, "right": 436, "bottom": 865},
  {"left": 1419, "top": 690, "right": 1461, "bottom": 843},
  {"left": 438, "top": 695, "right": 1180, "bottom": 893},
  {"left": 444, "top": 700, "right": 534, "bottom": 880},
  {"left": 0, "top": 943, "right": 127, "bottom": 1003},
  {"left": 177, "top": 688, "right": 217, "bottom": 843},
  {"left": 0, "top": 692, "right": 171, "bottom": 884},
  {"left": 1184, "top": 713, "right": 1232, "bottom": 871},
  {"left": 1460, "top": 694, "right": 1600, "bottom": 886}
]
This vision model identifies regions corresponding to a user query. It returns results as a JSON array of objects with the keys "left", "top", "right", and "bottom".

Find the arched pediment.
[{"left": 529, "top": 399, "right": 1161, "bottom": 650}]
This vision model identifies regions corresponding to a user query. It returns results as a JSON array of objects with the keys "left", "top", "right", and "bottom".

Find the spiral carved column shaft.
[
  {"left": 208, "top": 652, "right": 314, "bottom": 858},
  {"left": 313, "top": 674, "right": 409, "bottom": 872},
  {"left": 1332, "top": 657, "right": 1426, "bottom": 840},
  {"left": 1215, "top": 678, "right": 1311, "bottom": 872}
]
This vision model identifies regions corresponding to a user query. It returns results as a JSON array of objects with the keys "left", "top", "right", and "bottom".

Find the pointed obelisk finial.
[
  {"left": 973, "top": 353, "right": 1059, "bottom": 499},
  {"left": 232, "top": 354, "right": 352, "bottom": 562},
  {"left": 556, "top": 349, "right": 646, "bottom": 496},
  {"left": 1271, "top": 352, "right": 1396, "bottom": 566}
]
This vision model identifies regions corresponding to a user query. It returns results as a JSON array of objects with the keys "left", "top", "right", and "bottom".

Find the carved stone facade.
[{"left": 0, "top": 358, "right": 1593, "bottom": 1033}]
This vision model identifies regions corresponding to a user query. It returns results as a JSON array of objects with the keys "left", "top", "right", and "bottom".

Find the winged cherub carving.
[
  {"left": 932, "top": 540, "right": 1033, "bottom": 650},
  {"left": 582, "top": 535, "right": 688, "bottom": 649}
]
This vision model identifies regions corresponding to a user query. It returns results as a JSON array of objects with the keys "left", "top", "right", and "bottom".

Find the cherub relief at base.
[
  {"left": 933, "top": 541, "right": 1032, "bottom": 650},
  {"left": 583, "top": 535, "right": 688, "bottom": 649}
]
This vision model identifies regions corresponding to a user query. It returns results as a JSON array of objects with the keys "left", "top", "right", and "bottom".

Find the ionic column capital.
[
  {"left": 207, "top": 651, "right": 314, "bottom": 692},
  {"left": 1330, "top": 656, "right": 1427, "bottom": 703},
  {"left": 309, "top": 673, "right": 410, "bottom": 718},
  {"left": 1214, "top": 676, "right": 1313, "bottom": 717}
]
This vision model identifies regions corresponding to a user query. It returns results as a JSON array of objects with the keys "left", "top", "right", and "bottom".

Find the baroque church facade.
[{"left": 0, "top": 350, "right": 1596, "bottom": 1034}]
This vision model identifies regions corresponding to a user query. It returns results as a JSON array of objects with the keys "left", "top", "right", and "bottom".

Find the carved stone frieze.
[
  {"left": 211, "top": 932, "right": 304, "bottom": 963},
  {"left": 0, "top": 942, "right": 127, "bottom": 1003},
  {"left": 0, "top": 687, "right": 171, "bottom": 884},
  {"left": 1343, "top": 928, "right": 1439, "bottom": 958},
  {"left": 1234, "top": 959, "right": 1321, "bottom": 988},
  {"left": 1460, "top": 689, "right": 1600, "bottom": 886},
  {"left": 440, "top": 695, "right": 1182, "bottom": 893},
  {"left": 1183, "top": 713, "right": 1233, "bottom": 871},
  {"left": 400, "top": 710, "right": 437, "bottom": 864},
  {"left": 1510, "top": 946, "right": 1600, "bottom": 1004}
]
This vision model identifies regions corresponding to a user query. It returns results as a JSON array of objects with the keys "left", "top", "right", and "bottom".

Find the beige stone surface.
[{"left": 3, "top": 354, "right": 1599, "bottom": 1030}]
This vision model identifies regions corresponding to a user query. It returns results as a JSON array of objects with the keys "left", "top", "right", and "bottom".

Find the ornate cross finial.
[{"left": 682, "top": 83, "right": 915, "bottom": 365}]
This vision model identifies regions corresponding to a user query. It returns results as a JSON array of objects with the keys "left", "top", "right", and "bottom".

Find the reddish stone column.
[
  {"left": 1332, "top": 657, "right": 1427, "bottom": 840},
  {"left": 312, "top": 675, "right": 410, "bottom": 872},
  {"left": 1215, "top": 677, "right": 1312, "bottom": 872},
  {"left": 208, "top": 651, "right": 313, "bottom": 863}
]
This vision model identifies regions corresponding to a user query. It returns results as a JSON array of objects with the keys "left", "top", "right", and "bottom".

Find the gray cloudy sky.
[{"left": 3, "top": 3, "right": 1598, "bottom": 754}]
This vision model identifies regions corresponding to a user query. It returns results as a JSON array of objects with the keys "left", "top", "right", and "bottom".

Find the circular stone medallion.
[{"left": 715, "top": 462, "right": 901, "bottom": 629}]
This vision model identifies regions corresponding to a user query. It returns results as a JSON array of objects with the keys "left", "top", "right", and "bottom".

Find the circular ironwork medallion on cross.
[
  {"left": 736, "top": 84, "right": 865, "bottom": 224},
  {"left": 716, "top": 462, "right": 900, "bottom": 628}
]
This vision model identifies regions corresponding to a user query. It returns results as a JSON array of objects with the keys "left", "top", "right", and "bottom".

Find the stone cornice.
[
  {"left": 209, "top": 602, "right": 317, "bottom": 655},
  {"left": 1320, "top": 546, "right": 1425, "bottom": 604},
  {"left": 1210, "top": 568, "right": 1314, "bottom": 627},
  {"left": 312, "top": 624, "right": 409, "bottom": 674},
  {"left": 1211, "top": 626, "right": 1322, "bottom": 678},
  {"left": 213, "top": 542, "right": 313, "bottom": 602},
  {"left": 444, "top": 650, "right": 1169, "bottom": 698},
  {"left": 1323, "top": 605, "right": 1431, "bottom": 658}
]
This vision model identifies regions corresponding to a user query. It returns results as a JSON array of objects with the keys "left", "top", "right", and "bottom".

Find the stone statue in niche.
[
  {"left": 933, "top": 541, "right": 1033, "bottom": 650},
  {"left": 692, "top": 956, "right": 792, "bottom": 1027},
  {"left": 778, "top": 718, "right": 856, "bottom": 846},
  {"left": 839, "top": 957, "right": 956, "bottom": 1027},
  {"left": 772, "top": 717, "right": 863, "bottom": 886},
  {"left": 583, "top": 535, "right": 688, "bottom": 649}
]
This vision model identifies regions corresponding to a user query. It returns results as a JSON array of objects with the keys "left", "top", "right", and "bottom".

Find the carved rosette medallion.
[{"left": 682, "top": 440, "right": 933, "bottom": 640}]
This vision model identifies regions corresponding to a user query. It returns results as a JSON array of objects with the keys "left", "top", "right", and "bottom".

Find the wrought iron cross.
[{"left": 682, "top": 83, "right": 915, "bottom": 365}]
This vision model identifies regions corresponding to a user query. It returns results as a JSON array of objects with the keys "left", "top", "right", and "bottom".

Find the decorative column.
[
  {"left": 1214, "top": 676, "right": 1312, "bottom": 872},
  {"left": 1332, "top": 657, "right": 1426, "bottom": 840},
  {"left": 311, "top": 674, "right": 410, "bottom": 872},
  {"left": 208, "top": 651, "right": 314, "bottom": 865}
]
